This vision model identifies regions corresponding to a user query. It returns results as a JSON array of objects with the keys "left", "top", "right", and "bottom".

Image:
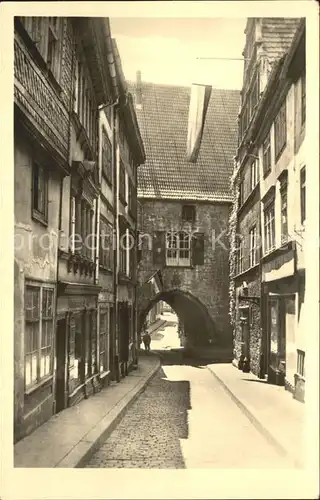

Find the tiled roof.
[
  {"left": 261, "top": 18, "right": 302, "bottom": 65},
  {"left": 128, "top": 82, "right": 240, "bottom": 202}
]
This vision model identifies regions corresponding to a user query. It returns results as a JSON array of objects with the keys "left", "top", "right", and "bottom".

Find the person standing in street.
[{"left": 142, "top": 328, "right": 151, "bottom": 352}]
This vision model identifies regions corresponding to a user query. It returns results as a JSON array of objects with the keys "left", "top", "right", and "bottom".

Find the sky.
[{"left": 110, "top": 18, "right": 247, "bottom": 89}]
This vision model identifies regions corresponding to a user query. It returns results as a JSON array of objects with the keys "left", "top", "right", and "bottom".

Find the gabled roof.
[{"left": 129, "top": 82, "right": 240, "bottom": 202}]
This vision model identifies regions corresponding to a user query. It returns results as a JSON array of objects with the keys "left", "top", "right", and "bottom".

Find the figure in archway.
[{"left": 142, "top": 323, "right": 151, "bottom": 352}]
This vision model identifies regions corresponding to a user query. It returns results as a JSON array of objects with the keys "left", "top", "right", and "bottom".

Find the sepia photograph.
[{"left": 1, "top": 1, "right": 319, "bottom": 499}]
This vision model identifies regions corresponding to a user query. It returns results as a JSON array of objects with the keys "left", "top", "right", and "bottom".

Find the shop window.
[
  {"left": 275, "top": 100, "right": 287, "bottom": 161},
  {"left": 90, "top": 310, "right": 97, "bottom": 376},
  {"left": 99, "top": 309, "right": 110, "bottom": 373},
  {"left": 68, "top": 313, "right": 82, "bottom": 391},
  {"left": 25, "top": 284, "right": 54, "bottom": 390},
  {"left": 166, "top": 230, "right": 191, "bottom": 267},
  {"left": 32, "top": 162, "right": 48, "bottom": 224}
]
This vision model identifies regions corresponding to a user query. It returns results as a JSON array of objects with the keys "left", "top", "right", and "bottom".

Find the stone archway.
[{"left": 138, "top": 289, "right": 217, "bottom": 348}]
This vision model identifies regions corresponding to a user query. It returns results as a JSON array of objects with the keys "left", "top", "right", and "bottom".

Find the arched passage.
[{"left": 139, "top": 289, "right": 217, "bottom": 347}]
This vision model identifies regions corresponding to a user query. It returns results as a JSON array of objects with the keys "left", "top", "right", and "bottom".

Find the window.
[
  {"left": 80, "top": 200, "right": 94, "bottom": 258},
  {"left": 249, "top": 225, "right": 258, "bottom": 267},
  {"left": 47, "top": 17, "right": 61, "bottom": 81},
  {"left": 119, "top": 227, "right": 127, "bottom": 275},
  {"left": 102, "top": 129, "right": 112, "bottom": 184},
  {"left": 300, "top": 167, "right": 306, "bottom": 224},
  {"left": 166, "top": 231, "right": 191, "bottom": 267},
  {"left": 249, "top": 74, "right": 259, "bottom": 119},
  {"left": 32, "top": 162, "right": 48, "bottom": 223},
  {"left": 264, "top": 201, "right": 275, "bottom": 254},
  {"left": 99, "top": 309, "right": 110, "bottom": 373},
  {"left": 20, "top": 17, "right": 62, "bottom": 82},
  {"left": 89, "top": 310, "right": 97, "bottom": 376},
  {"left": 100, "top": 218, "right": 113, "bottom": 270},
  {"left": 262, "top": 134, "right": 271, "bottom": 176},
  {"left": 235, "top": 236, "right": 244, "bottom": 274},
  {"left": 280, "top": 178, "right": 288, "bottom": 244},
  {"left": 68, "top": 313, "right": 82, "bottom": 391},
  {"left": 275, "top": 100, "right": 287, "bottom": 160},
  {"left": 25, "top": 284, "right": 54, "bottom": 389},
  {"left": 128, "top": 179, "right": 136, "bottom": 217},
  {"left": 297, "top": 349, "right": 305, "bottom": 378},
  {"left": 250, "top": 159, "right": 259, "bottom": 191},
  {"left": 238, "top": 179, "right": 244, "bottom": 207},
  {"left": 182, "top": 205, "right": 196, "bottom": 223},
  {"left": 71, "top": 193, "right": 95, "bottom": 258},
  {"left": 301, "top": 72, "right": 306, "bottom": 126},
  {"left": 119, "top": 160, "right": 126, "bottom": 203}
]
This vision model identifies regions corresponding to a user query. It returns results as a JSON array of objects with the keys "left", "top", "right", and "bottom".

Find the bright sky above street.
[{"left": 110, "top": 18, "right": 247, "bottom": 89}]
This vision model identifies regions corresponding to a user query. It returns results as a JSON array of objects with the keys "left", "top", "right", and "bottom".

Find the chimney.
[{"left": 136, "top": 70, "right": 142, "bottom": 109}]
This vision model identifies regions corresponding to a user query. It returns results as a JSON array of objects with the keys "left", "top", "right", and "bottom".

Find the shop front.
[
  {"left": 262, "top": 242, "right": 298, "bottom": 389},
  {"left": 55, "top": 282, "right": 101, "bottom": 411}
]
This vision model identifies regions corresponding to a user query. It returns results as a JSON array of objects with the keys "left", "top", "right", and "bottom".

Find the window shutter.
[
  {"left": 153, "top": 231, "right": 165, "bottom": 267},
  {"left": 192, "top": 232, "right": 205, "bottom": 266}
]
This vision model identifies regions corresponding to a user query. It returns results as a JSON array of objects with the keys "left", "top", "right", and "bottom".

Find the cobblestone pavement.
[{"left": 85, "top": 348, "right": 295, "bottom": 469}]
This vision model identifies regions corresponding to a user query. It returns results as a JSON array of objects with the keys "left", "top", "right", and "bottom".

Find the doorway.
[
  {"left": 239, "top": 307, "right": 250, "bottom": 372},
  {"left": 55, "top": 317, "right": 67, "bottom": 413}
]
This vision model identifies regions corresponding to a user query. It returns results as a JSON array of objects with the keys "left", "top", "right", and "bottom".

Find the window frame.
[
  {"left": 249, "top": 225, "right": 258, "bottom": 268},
  {"left": 101, "top": 128, "right": 112, "bottom": 185},
  {"left": 99, "top": 217, "right": 113, "bottom": 270},
  {"left": 235, "top": 236, "right": 244, "bottom": 275},
  {"left": 24, "top": 283, "right": 55, "bottom": 392},
  {"left": 262, "top": 133, "right": 271, "bottom": 177},
  {"left": 99, "top": 308, "right": 110, "bottom": 374},
  {"left": 238, "top": 179, "right": 244, "bottom": 207},
  {"left": 32, "top": 161, "right": 49, "bottom": 225},
  {"left": 264, "top": 200, "right": 275, "bottom": 254},
  {"left": 182, "top": 204, "right": 196, "bottom": 223},
  {"left": 297, "top": 349, "right": 305, "bottom": 378},
  {"left": 280, "top": 178, "right": 288, "bottom": 244},
  {"left": 250, "top": 159, "right": 259, "bottom": 191},
  {"left": 165, "top": 230, "right": 191, "bottom": 267},
  {"left": 119, "top": 160, "right": 126, "bottom": 204},
  {"left": 300, "top": 166, "right": 306, "bottom": 225},
  {"left": 274, "top": 99, "right": 287, "bottom": 161}
]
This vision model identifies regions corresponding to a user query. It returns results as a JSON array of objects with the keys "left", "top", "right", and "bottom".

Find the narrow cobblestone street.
[{"left": 85, "top": 321, "right": 296, "bottom": 469}]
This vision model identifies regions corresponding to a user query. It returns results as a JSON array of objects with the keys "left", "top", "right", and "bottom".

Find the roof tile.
[{"left": 129, "top": 82, "right": 240, "bottom": 202}]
